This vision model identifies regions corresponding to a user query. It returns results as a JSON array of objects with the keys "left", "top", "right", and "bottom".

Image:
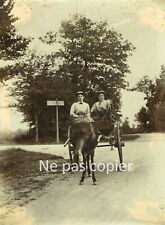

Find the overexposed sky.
[{"left": 1, "top": 0, "right": 165, "bottom": 131}]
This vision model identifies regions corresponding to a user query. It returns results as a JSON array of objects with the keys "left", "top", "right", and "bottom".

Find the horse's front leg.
[
  {"left": 74, "top": 139, "right": 84, "bottom": 170},
  {"left": 80, "top": 153, "right": 87, "bottom": 185},
  {"left": 74, "top": 148, "right": 79, "bottom": 168},
  {"left": 91, "top": 152, "right": 97, "bottom": 185},
  {"left": 87, "top": 154, "right": 91, "bottom": 177}
]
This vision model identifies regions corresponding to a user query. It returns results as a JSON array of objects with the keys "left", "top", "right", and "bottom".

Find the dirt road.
[{"left": 1, "top": 133, "right": 165, "bottom": 225}]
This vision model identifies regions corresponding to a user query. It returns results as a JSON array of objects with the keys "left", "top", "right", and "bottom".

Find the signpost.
[{"left": 47, "top": 100, "right": 64, "bottom": 143}]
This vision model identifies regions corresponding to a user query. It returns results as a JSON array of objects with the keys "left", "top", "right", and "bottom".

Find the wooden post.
[
  {"left": 56, "top": 105, "right": 59, "bottom": 143},
  {"left": 35, "top": 113, "right": 39, "bottom": 143},
  {"left": 47, "top": 100, "right": 64, "bottom": 144}
]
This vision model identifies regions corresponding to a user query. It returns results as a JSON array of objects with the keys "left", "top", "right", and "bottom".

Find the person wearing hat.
[
  {"left": 91, "top": 91, "right": 112, "bottom": 120},
  {"left": 70, "top": 91, "right": 91, "bottom": 119}
]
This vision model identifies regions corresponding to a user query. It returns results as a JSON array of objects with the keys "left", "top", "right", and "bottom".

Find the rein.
[{"left": 102, "top": 107, "right": 111, "bottom": 120}]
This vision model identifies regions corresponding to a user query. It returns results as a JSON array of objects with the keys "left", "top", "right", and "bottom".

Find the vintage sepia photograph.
[{"left": 0, "top": 0, "right": 165, "bottom": 224}]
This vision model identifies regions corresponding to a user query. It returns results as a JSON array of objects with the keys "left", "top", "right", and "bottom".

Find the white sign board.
[{"left": 47, "top": 100, "right": 64, "bottom": 106}]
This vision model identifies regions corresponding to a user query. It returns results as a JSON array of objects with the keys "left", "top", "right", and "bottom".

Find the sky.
[{"left": 1, "top": 0, "right": 165, "bottom": 132}]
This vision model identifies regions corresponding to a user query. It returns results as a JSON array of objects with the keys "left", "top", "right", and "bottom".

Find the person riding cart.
[
  {"left": 91, "top": 90, "right": 112, "bottom": 121},
  {"left": 91, "top": 91, "right": 114, "bottom": 135},
  {"left": 70, "top": 91, "right": 92, "bottom": 121}
]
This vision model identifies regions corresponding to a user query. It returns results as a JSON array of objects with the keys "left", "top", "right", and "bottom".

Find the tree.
[
  {"left": 0, "top": 0, "right": 30, "bottom": 81},
  {"left": 154, "top": 65, "right": 165, "bottom": 131},
  {"left": 43, "top": 14, "right": 135, "bottom": 111},
  {"left": 10, "top": 51, "right": 72, "bottom": 142},
  {"left": 122, "top": 117, "right": 131, "bottom": 134},
  {"left": 135, "top": 107, "right": 151, "bottom": 131},
  {"left": 135, "top": 65, "right": 165, "bottom": 131}
]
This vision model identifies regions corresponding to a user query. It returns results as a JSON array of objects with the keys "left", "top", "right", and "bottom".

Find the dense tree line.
[
  {"left": 10, "top": 51, "right": 73, "bottom": 141},
  {"left": 0, "top": 3, "right": 135, "bottom": 142},
  {"left": 9, "top": 14, "right": 135, "bottom": 142},
  {"left": 1, "top": 1, "right": 163, "bottom": 140}
]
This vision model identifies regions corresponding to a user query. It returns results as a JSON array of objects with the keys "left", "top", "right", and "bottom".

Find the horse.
[{"left": 70, "top": 117, "right": 98, "bottom": 185}]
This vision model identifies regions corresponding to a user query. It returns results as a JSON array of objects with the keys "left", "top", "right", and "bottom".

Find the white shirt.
[{"left": 70, "top": 101, "right": 90, "bottom": 118}]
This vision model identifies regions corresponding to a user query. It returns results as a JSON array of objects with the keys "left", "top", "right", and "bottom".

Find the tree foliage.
[
  {"left": 0, "top": 0, "right": 30, "bottom": 60},
  {"left": 135, "top": 66, "right": 165, "bottom": 131},
  {"left": 122, "top": 117, "right": 131, "bottom": 134},
  {"left": 11, "top": 14, "right": 135, "bottom": 141},
  {"left": 0, "top": 0, "right": 30, "bottom": 81},
  {"left": 10, "top": 51, "right": 72, "bottom": 139},
  {"left": 42, "top": 14, "right": 135, "bottom": 110}
]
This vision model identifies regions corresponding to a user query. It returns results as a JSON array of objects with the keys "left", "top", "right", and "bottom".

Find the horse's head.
[{"left": 70, "top": 121, "right": 97, "bottom": 164}]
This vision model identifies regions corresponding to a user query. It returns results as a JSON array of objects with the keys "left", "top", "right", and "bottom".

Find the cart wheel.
[
  {"left": 116, "top": 121, "right": 123, "bottom": 164},
  {"left": 68, "top": 141, "right": 74, "bottom": 165}
]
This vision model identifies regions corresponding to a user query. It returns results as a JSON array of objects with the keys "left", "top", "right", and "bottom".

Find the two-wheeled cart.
[{"left": 64, "top": 113, "right": 125, "bottom": 165}]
